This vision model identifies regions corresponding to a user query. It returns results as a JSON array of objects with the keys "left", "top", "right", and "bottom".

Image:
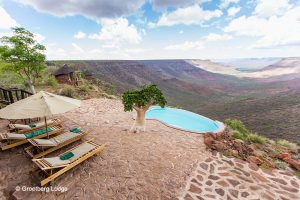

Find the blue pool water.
[{"left": 145, "top": 106, "right": 222, "bottom": 133}]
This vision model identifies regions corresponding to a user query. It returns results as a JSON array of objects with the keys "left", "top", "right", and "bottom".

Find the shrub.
[
  {"left": 78, "top": 84, "right": 90, "bottom": 93},
  {"left": 225, "top": 119, "right": 250, "bottom": 136},
  {"left": 276, "top": 139, "right": 298, "bottom": 150},
  {"left": 274, "top": 160, "right": 288, "bottom": 169},
  {"left": 226, "top": 119, "right": 269, "bottom": 144},
  {"left": 247, "top": 133, "right": 268, "bottom": 144},
  {"left": 294, "top": 171, "right": 300, "bottom": 177},
  {"left": 232, "top": 132, "right": 247, "bottom": 140},
  {"left": 40, "top": 76, "right": 58, "bottom": 86},
  {"left": 60, "top": 85, "right": 75, "bottom": 98}
]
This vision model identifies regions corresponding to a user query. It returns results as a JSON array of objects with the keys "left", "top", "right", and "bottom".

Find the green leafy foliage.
[
  {"left": 0, "top": 27, "right": 46, "bottom": 92},
  {"left": 59, "top": 85, "right": 75, "bottom": 98},
  {"left": 122, "top": 84, "right": 167, "bottom": 111},
  {"left": 276, "top": 139, "right": 298, "bottom": 150},
  {"left": 225, "top": 119, "right": 250, "bottom": 137},
  {"left": 247, "top": 133, "right": 268, "bottom": 144},
  {"left": 227, "top": 119, "right": 268, "bottom": 144},
  {"left": 274, "top": 160, "right": 288, "bottom": 169},
  {"left": 40, "top": 76, "right": 58, "bottom": 87}
]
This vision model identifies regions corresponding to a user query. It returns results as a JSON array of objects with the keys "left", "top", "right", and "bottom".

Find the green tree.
[
  {"left": 122, "top": 84, "right": 167, "bottom": 132},
  {"left": 0, "top": 27, "right": 46, "bottom": 93}
]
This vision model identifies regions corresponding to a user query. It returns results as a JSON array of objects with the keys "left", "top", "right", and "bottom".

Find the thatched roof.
[{"left": 53, "top": 64, "right": 74, "bottom": 76}]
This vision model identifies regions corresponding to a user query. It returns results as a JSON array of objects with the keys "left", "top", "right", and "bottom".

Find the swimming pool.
[{"left": 145, "top": 106, "right": 224, "bottom": 133}]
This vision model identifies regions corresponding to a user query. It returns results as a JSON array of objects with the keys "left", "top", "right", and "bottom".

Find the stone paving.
[
  {"left": 180, "top": 152, "right": 300, "bottom": 200},
  {"left": 1, "top": 98, "right": 300, "bottom": 200},
  {"left": 1, "top": 98, "right": 209, "bottom": 200}
]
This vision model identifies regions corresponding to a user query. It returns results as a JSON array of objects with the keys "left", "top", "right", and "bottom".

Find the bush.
[
  {"left": 59, "top": 85, "right": 75, "bottom": 98},
  {"left": 40, "top": 76, "right": 58, "bottom": 86},
  {"left": 274, "top": 160, "right": 288, "bottom": 169},
  {"left": 247, "top": 133, "right": 268, "bottom": 144},
  {"left": 225, "top": 119, "right": 250, "bottom": 136},
  {"left": 78, "top": 84, "right": 90, "bottom": 93},
  {"left": 276, "top": 139, "right": 298, "bottom": 150},
  {"left": 226, "top": 119, "right": 269, "bottom": 144},
  {"left": 0, "top": 71, "right": 23, "bottom": 87},
  {"left": 232, "top": 132, "right": 247, "bottom": 140}
]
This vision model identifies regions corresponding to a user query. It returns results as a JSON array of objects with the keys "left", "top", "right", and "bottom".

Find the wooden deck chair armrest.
[{"left": 0, "top": 133, "right": 7, "bottom": 140}]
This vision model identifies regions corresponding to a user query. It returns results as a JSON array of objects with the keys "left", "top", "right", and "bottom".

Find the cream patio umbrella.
[{"left": 0, "top": 91, "right": 81, "bottom": 137}]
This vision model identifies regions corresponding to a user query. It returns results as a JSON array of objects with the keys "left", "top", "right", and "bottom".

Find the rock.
[
  {"left": 184, "top": 194, "right": 193, "bottom": 200},
  {"left": 248, "top": 156, "right": 263, "bottom": 165},
  {"left": 228, "top": 189, "right": 239, "bottom": 198},
  {"left": 241, "top": 192, "right": 249, "bottom": 198},
  {"left": 291, "top": 180, "right": 299, "bottom": 188},
  {"left": 196, "top": 175, "right": 203, "bottom": 182},
  {"left": 203, "top": 133, "right": 214, "bottom": 149},
  {"left": 208, "top": 175, "right": 220, "bottom": 180},
  {"left": 227, "top": 179, "right": 240, "bottom": 187},
  {"left": 216, "top": 180, "right": 229, "bottom": 187},
  {"left": 248, "top": 162, "right": 259, "bottom": 171},
  {"left": 284, "top": 158, "right": 300, "bottom": 171},
  {"left": 104, "top": 120, "right": 110, "bottom": 124},
  {"left": 250, "top": 171, "right": 270, "bottom": 183},
  {"left": 253, "top": 150, "right": 266, "bottom": 158},
  {"left": 205, "top": 180, "right": 213, "bottom": 186},
  {"left": 215, "top": 188, "right": 225, "bottom": 196},
  {"left": 189, "top": 184, "right": 202, "bottom": 194},
  {"left": 212, "top": 141, "right": 227, "bottom": 152},
  {"left": 278, "top": 152, "right": 292, "bottom": 160},
  {"left": 199, "top": 163, "right": 208, "bottom": 171},
  {"left": 270, "top": 178, "right": 287, "bottom": 185}
]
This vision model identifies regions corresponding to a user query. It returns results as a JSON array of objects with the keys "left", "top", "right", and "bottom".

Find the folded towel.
[
  {"left": 60, "top": 152, "right": 74, "bottom": 160},
  {"left": 70, "top": 128, "right": 81, "bottom": 133},
  {"left": 29, "top": 123, "right": 36, "bottom": 128},
  {"left": 24, "top": 128, "right": 52, "bottom": 139}
]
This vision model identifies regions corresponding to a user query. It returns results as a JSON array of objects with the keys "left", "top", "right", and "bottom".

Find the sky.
[{"left": 0, "top": 0, "right": 300, "bottom": 60}]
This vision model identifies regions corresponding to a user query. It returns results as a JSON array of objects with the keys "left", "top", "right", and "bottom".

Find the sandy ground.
[{"left": 0, "top": 98, "right": 209, "bottom": 200}]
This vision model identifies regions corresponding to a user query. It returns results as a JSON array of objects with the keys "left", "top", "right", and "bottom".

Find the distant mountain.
[
  {"left": 52, "top": 59, "right": 300, "bottom": 144},
  {"left": 189, "top": 57, "right": 300, "bottom": 79},
  {"left": 212, "top": 57, "right": 281, "bottom": 71}
]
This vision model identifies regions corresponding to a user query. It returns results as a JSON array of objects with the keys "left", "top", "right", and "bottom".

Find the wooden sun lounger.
[
  {"left": 25, "top": 129, "right": 88, "bottom": 159},
  {"left": 0, "top": 125, "right": 63, "bottom": 151},
  {"left": 32, "top": 141, "right": 107, "bottom": 186},
  {"left": 8, "top": 118, "right": 63, "bottom": 134}
]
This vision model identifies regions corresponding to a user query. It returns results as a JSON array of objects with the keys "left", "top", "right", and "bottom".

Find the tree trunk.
[
  {"left": 130, "top": 109, "right": 147, "bottom": 133},
  {"left": 27, "top": 80, "right": 36, "bottom": 94}
]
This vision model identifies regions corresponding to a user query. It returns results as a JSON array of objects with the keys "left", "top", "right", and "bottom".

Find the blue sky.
[{"left": 0, "top": 0, "right": 300, "bottom": 60}]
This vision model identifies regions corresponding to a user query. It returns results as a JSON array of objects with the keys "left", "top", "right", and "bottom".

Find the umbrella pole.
[{"left": 44, "top": 116, "right": 49, "bottom": 139}]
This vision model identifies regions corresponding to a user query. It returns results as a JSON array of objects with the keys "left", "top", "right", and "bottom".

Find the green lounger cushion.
[
  {"left": 24, "top": 128, "right": 53, "bottom": 139},
  {"left": 60, "top": 152, "right": 74, "bottom": 160},
  {"left": 70, "top": 128, "right": 81, "bottom": 133}
]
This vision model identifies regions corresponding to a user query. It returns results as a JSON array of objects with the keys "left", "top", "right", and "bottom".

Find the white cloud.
[
  {"left": 74, "top": 31, "right": 86, "bottom": 39},
  {"left": 0, "top": 32, "right": 45, "bottom": 43},
  {"left": 15, "top": 0, "right": 145, "bottom": 20},
  {"left": 179, "top": 30, "right": 184, "bottom": 34},
  {"left": 203, "top": 33, "right": 232, "bottom": 42},
  {"left": 151, "top": 0, "right": 210, "bottom": 10},
  {"left": 254, "top": 0, "right": 291, "bottom": 18},
  {"left": 165, "top": 41, "right": 204, "bottom": 50},
  {"left": 125, "top": 48, "right": 147, "bottom": 53},
  {"left": 34, "top": 33, "right": 45, "bottom": 43},
  {"left": 224, "top": 5, "right": 300, "bottom": 48},
  {"left": 219, "top": 0, "right": 239, "bottom": 9},
  {"left": 72, "top": 43, "right": 84, "bottom": 53},
  {"left": 89, "top": 18, "right": 142, "bottom": 46},
  {"left": 0, "top": 7, "right": 18, "bottom": 29},
  {"left": 227, "top": 6, "right": 240, "bottom": 16},
  {"left": 152, "top": 4, "right": 222, "bottom": 27}
]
